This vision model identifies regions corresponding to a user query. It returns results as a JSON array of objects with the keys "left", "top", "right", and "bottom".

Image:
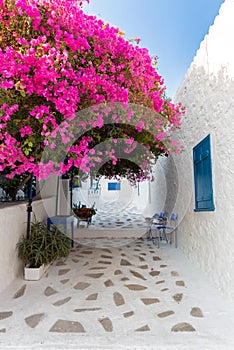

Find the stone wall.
[{"left": 169, "top": 0, "right": 234, "bottom": 300}]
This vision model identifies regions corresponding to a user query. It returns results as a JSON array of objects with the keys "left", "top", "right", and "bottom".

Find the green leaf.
[
  {"left": 20, "top": 90, "right": 26, "bottom": 97},
  {"left": 14, "top": 81, "right": 21, "bottom": 89}
]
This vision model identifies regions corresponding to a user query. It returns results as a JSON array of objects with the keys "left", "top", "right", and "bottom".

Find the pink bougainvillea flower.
[
  {"left": 19, "top": 126, "right": 33, "bottom": 138},
  {"left": 0, "top": 0, "right": 184, "bottom": 183}
]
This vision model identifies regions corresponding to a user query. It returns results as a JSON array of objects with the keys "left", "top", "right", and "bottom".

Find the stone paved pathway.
[
  {"left": 84, "top": 202, "right": 146, "bottom": 230},
  {"left": 1, "top": 237, "right": 234, "bottom": 349}
]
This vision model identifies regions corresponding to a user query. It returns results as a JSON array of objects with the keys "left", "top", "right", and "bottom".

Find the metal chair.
[
  {"left": 150, "top": 213, "right": 178, "bottom": 248},
  {"left": 145, "top": 213, "right": 160, "bottom": 240},
  {"left": 150, "top": 212, "right": 167, "bottom": 247}
]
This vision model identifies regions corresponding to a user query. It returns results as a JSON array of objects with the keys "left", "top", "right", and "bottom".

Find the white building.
[{"left": 162, "top": 0, "right": 234, "bottom": 300}]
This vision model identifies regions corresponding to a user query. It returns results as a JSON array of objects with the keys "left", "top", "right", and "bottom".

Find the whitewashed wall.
[
  {"left": 169, "top": 0, "right": 234, "bottom": 300},
  {"left": 144, "top": 157, "right": 179, "bottom": 217},
  {"left": 0, "top": 176, "right": 57, "bottom": 293},
  {"left": 72, "top": 174, "right": 165, "bottom": 217}
]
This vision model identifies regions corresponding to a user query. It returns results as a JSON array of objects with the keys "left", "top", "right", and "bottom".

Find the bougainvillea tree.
[{"left": 0, "top": 0, "right": 184, "bottom": 189}]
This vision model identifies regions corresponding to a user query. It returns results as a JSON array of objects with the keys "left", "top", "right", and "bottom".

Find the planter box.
[{"left": 24, "top": 263, "right": 50, "bottom": 281}]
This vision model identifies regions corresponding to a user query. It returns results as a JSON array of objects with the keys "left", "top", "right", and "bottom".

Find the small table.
[
  {"left": 47, "top": 215, "right": 74, "bottom": 247},
  {"left": 149, "top": 218, "right": 168, "bottom": 248},
  {"left": 77, "top": 216, "right": 92, "bottom": 228}
]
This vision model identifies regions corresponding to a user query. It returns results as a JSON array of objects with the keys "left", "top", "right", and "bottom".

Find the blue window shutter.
[
  {"left": 193, "top": 134, "right": 215, "bottom": 211},
  {"left": 108, "top": 182, "right": 121, "bottom": 191}
]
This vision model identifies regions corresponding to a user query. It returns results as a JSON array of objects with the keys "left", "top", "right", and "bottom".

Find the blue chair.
[
  {"left": 151, "top": 214, "right": 168, "bottom": 247},
  {"left": 151, "top": 213, "right": 178, "bottom": 248},
  {"left": 145, "top": 213, "right": 159, "bottom": 240},
  {"left": 159, "top": 211, "right": 168, "bottom": 219}
]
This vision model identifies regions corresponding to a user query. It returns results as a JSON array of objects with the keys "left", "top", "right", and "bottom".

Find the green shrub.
[{"left": 17, "top": 221, "right": 71, "bottom": 268}]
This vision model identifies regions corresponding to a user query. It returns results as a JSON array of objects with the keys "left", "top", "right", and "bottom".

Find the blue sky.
[{"left": 83, "top": 0, "right": 224, "bottom": 99}]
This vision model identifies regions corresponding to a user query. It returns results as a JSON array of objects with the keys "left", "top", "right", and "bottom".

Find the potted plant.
[
  {"left": 17, "top": 220, "right": 71, "bottom": 280},
  {"left": 72, "top": 203, "right": 97, "bottom": 227}
]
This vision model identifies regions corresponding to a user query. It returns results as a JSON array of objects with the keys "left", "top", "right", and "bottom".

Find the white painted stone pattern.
[{"left": 171, "top": 0, "right": 234, "bottom": 300}]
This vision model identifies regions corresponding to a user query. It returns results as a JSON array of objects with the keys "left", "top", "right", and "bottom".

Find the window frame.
[{"left": 193, "top": 134, "right": 215, "bottom": 212}]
